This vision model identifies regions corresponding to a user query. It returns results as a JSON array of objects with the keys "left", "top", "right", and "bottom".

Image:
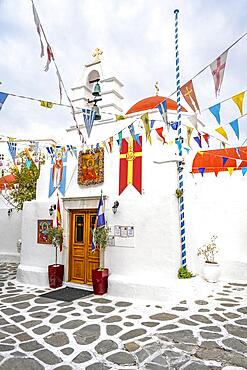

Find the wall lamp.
[
  {"left": 7, "top": 208, "right": 13, "bottom": 216},
  {"left": 112, "top": 201, "right": 119, "bottom": 214},
  {"left": 49, "top": 204, "right": 56, "bottom": 216}
]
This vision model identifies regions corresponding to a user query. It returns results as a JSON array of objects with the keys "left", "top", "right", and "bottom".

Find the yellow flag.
[
  {"left": 215, "top": 126, "right": 228, "bottom": 141},
  {"left": 227, "top": 167, "right": 234, "bottom": 176},
  {"left": 115, "top": 114, "right": 126, "bottom": 121},
  {"left": 40, "top": 100, "right": 53, "bottom": 108},
  {"left": 186, "top": 126, "right": 194, "bottom": 148},
  {"left": 232, "top": 91, "right": 245, "bottom": 115},
  {"left": 141, "top": 113, "right": 152, "bottom": 144}
]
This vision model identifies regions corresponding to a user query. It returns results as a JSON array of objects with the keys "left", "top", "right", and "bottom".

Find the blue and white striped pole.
[{"left": 174, "top": 9, "right": 187, "bottom": 268}]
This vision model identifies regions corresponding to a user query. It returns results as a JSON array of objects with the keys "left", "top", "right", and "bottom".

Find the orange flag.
[{"left": 181, "top": 80, "right": 200, "bottom": 112}]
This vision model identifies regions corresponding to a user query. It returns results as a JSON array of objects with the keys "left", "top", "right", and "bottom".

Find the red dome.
[{"left": 126, "top": 96, "right": 187, "bottom": 115}]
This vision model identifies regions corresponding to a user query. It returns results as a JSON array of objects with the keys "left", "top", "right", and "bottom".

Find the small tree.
[
  {"left": 8, "top": 150, "right": 45, "bottom": 211},
  {"left": 47, "top": 226, "right": 63, "bottom": 265},
  {"left": 197, "top": 235, "right": 218, "bottom": 264},
  {"left": 93, "top": 226, "right": 109, "bottom": 270}
]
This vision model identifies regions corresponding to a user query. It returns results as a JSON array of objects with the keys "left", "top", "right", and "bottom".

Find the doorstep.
[{"left": 64, "top": 281, "right": 93, "bottom": 291}]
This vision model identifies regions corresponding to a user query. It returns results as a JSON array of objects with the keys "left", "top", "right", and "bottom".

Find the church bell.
[
  {"left": 92, "top": 103, "right": 101, "bottom": 120},
  {"left": 92, "top": 82, "right": 101, "bottom": 97}
]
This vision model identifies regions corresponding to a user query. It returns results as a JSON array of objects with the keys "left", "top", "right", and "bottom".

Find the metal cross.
[{"left": 92, "top": 48, "right": 103, "bottom": 62}]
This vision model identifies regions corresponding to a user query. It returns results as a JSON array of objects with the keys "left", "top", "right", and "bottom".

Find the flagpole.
[{"left": 174, "top": 9, "right": 187, "bottom": 269}]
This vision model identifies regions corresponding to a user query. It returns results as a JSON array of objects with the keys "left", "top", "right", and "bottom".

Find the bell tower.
[{"left": 71, "top": 49, "right": 124, "bottom": 123}]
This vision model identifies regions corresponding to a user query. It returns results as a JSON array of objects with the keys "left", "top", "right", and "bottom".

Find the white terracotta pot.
[{"left": 202, "top": 262, "right": 220, "bottom": 283}]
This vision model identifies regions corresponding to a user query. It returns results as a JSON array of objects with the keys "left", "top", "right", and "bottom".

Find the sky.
[{"left": 1, "top": 0, "right": 247, "bottom": 146}]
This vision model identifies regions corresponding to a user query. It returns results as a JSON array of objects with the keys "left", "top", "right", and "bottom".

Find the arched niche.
[{"left": 86, "top": 70, "right": 100, "bottom": 89}]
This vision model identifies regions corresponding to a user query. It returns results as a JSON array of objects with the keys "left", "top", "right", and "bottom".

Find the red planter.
[
  {"left": 48, "top": 264, "right": 64, "bottom": 289},
  {"left": 92, "top": 268, "right": 109, "bottom": 295}
]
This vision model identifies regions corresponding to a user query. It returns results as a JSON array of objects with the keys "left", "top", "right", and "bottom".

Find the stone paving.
[{"left": 0, "top": 262, "right": 247, "bottom": 369}]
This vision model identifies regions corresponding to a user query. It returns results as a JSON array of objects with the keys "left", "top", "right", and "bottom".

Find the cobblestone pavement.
[{"left": 0, "top": 263, "right": 247, "bottom": 369}]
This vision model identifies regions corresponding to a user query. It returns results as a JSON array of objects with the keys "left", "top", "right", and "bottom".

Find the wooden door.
[{"left": 69, "top": 210, "right": 99, "bottom": 284}]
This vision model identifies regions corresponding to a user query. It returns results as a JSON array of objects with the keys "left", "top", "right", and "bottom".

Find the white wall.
[{"left": 0, "top": 208, "right": 21, "bottom": 262}]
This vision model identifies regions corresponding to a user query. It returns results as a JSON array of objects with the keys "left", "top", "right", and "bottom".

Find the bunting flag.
[
  {"left": 44, "top": 44, "right": 54, "bottom": 72},
  {"left": 235, "top": 148, "right": 240, "bottom": 157},
  {"left": 188, "top": 114, "right": 205, "bottom": 130},
  {"left": 103, "top": 141, "right": 109, "bottom": 154},
  {"left": 209, "top": 103, "right": 221, "bottom": 124},
  {"left": 186, "top": 126, "right": 193, "bottom": 148},
  {"left": 215, "top": 126, "right": 228, "bottom": 140},
  {"left": 117, "top": 131, "right": 123, "bottom": 151},
  {"left": 175, "top": 138, "right": 182, "bottom": 153},
  {"left": 31, "top": 1, "right": 44, "bottom": 57},
  {"left": 170, "top": 121, "right": 178, "bottom": 130},
  {"left": 48, "top": 152, "right": 67, "bottom": 197},
  {"left": 235, "top": 159, "right": 242, "bottom": 168},
  {"left": 56, "top": 195, "right": 63, "bottom": 252},
  {"left": 115, "top": 114, "right": 126, "bottom": 121},
  {"left": 92, "top": 191, "right": 106, "bottom": 252},
  {"left": 227, "top": 167, "right": 234, "bottom": 176},
  {"left": 180, "top": 80, "right": 200, "bottom": 112},
  {"left": 242, "top": 168, "right": 247, "bottom": 176},
  {"left": 150, "top": 120, "right": 155, "bottom": 129},
  {"left": 155, "top": 127, "right": 166, "bottom": 144},
  {"left": 141, "top": 113, "right": 152, "bottom": 144},
  {"left": 108, "top": 137, "right": 113, "bottom": 153},
  {"left": 72, "top": 146, "right": 77, "bottom": 158},
  {"left": 199, "top": 167, "right": 205, "bottom": 176},
  {"left": 128, "top": 123, "right": 137, "bottom": 142},
  {"left": 232, "top": 91, "right": 245, "bottom": 115},
  {"left": 7, "top": 142, "right": 17, "bottom": 161},
  {"left": 135, "top": 133, "right": 141, "bottom": 146},
  {"left": 157, "top": 100, "right": 168, "bottom": 125},
  {"left": 193, "top": 133, "right": 202, "bottom": 148},
  {"left": 229, "top": 119, "right": 240, "bottom": 140},
  {"left": 82, "top": 109, "right": 96, "bottom": 138},
  {"left": 202, "top": 133, "right": 210, "bottom": 147},
  {"left": 222, "top": 157, "right": 228, "bottom": 166},
  {"left": 0, "top": 92, "right": 9, "bottom": 111},
  {"left": 40, "top": 100, "right": 53, "bottom": 108},
  {"left": 119, "top": 136, "right": 142, "bottom": 195},
  {"left": 210, "top": 50, "right": 228, "bottom": 96}
]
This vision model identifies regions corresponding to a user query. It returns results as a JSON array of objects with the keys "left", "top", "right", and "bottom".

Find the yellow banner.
[
  {"left": 232, "top": 91, "right": 245, "bottom": 116},
  {"left": 141, "top": 113, "right": 152, "bottom": 144},
  {"left": 40, "top": 100, "right": 53, "bottom": 108},
  {"left": 215, "top": 126, "right": 228, "bottom": 140}
]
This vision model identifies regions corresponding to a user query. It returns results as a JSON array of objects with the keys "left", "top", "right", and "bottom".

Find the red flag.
[
  {"left": 119, "top": 136, "right": 142, "bottom": 195},
  {"left": 155, "top": 127, "right": 166, "bottom": 144},
  {"left": 181, "top": 80, "right": 200, "bottom": 112},
  {"left": 56, "top": 196, "right": 63, "bottom": 252}
]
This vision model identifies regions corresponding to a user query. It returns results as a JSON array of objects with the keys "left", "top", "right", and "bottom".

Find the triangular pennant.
[
  {"left": 7, "top": 142, "right": 17, "bottom": 161},
  {"left": 222, "top": 157, "right": 228, "bottom": 166},
  {"left": 180, "top": 80, "right": 200, "bottom": 112},
  {"left": 215, "top": 126, "right": 228, "bottom": 140},
  {"left": 235, "top": 147, "right": 240, "bottom": 157},
  {"left": 117, "top": 131, "right": 123, "bottom": 152},
  {"left": 0, "top": 92, "right": 9, "bottom": 111},
  {"left": 221, "top": 141, "right": 226, "bottom": 149},
  {"left": 150, "top": 120, "right": 155, "bottom": 129},
  {"left": 235, "top": 159, "right": 242, "bottom": 168},
  {"left": 141, "top": 112, "right": 152, "bottom": 144},
  {"left": 155, "top": 127, "right": 166, "bottom": 144},
  {"left": 202, "top": 133, "right": 210, "bottom": 147},
  {"left": 44, "top": 44, "right": 54, "bottom": 72},
  {"left": 82, "top": 109, "right": 96, "bottom": 138},
  {"left": 210, "top": 50, "right": 228, "bottom": 96},
  {"left": 199, "top": 167, "right": 205, "bottom": 176},
  {"left": 175, "top": 138, "right": 182, "bottom": 153},
  {"left": 135, "top": 133, "right": 141, "bottom": 146},
  {"left": 193, "top": 134, "right": 202, "bottom": 148},
  {"left": 157, "top": 100, "right": 168, "bottom": 125},
  {"left": 214, "top": 168, "right": 219, "bottom": 177},
  {"left": 186, "top": 126, "right": 194, "bottom": 148},
  {"left": 103, "top": 141, "right": 109, "bottom": 154},
  {"left": 227, "top": 167, "right": 234, "bottom": 176},
  {"left": 128, "top": 123, "right": 137, "bottom": 142},
  {"left": 108, "top": 137, "right": 113, "bottom": 153},
  {"left": 241, "top": 167, "right": 247, "bottom": 176},
  {"left": 115, "top": 114, "right": 126, "bottom": 121},
  {"left": 188, "top": 114, "right": 205, "bottom": 130},
  {"left": 232, "top": 91, "right": 245, "bottom": 116},
  {"left": 170, "top": 121, "right": 178, "bottom": 130},
  {"left": 183, "top": 147, "right": 190, "bottom": 154},
  {"left": 40, "top": 100, "right": 53, "bottom": 108},
  {"left": 229, "top": 119, "right": 240, "bottom": 140},
  {"left": 209, "top": 103, "right": 221, "bottom": 124}
]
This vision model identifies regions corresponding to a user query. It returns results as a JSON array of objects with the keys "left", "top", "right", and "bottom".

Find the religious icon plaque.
[
  {"left": 37, "top": 220, "right": 53, "bottom": 244},
  {"left": 78, "top": 148, "right": 104, "bottom": 186}
]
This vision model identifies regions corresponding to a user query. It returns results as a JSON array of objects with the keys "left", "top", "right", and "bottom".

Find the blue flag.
[
  {"left": 82, "top": 109, "right": 96, "bottom": 138},
  {"left": 0, "top": 92, "right": 8, "bottom": 111},
  {"left": 229, "top": 119, "right": 239, "bottom": 140},
  {"left": 157, "top": 100, "right": 168, "bottom": 124},
  {"left": 209, "top": 103, "right": 221, "bottom": 125},
  {"left": 92, "top": 192, "right": 106, "bottom": 252}
]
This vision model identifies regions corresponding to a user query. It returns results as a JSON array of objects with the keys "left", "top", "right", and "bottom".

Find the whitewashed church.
[{"left": 1, "top": 51, "right": 247, "bottom": 302}]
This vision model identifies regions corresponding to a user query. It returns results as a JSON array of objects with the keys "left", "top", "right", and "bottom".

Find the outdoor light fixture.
[
  {"left": 49, "top": 204, "right": 56, "bottom": 216},
  {"left": 112, "top": 200, "right": 119, "bottom": 214},
  {"left": 7, "top": 208, "right": 13, "bottom": 216}
]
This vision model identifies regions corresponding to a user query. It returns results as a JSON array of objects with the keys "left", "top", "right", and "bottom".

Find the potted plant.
[
  {"left": 197, "top": 235, "right": 220, "bottom": 283},
  {"left": 92, "top": 225, "right": 109, "bottom": 295},
  {"left": 47, "top": 226, "right": 64, "bottom": 288}
]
